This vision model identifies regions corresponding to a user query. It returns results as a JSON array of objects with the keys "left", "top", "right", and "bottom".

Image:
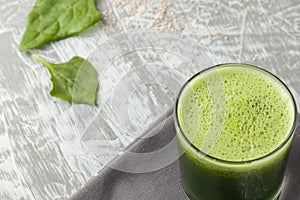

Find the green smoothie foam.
[{"left": 178, "top": 66, "right": 295, "bottom": 162}]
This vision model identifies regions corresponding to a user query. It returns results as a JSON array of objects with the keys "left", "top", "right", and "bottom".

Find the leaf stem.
[{"left": 32, "top": 54, "right": 54, "bottom": 71}]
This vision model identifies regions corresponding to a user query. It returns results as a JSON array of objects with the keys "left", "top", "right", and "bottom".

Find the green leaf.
[
  {"left": 19, "top": 0, "right": 101, "bottom": 51},
  {"left": 33, "top": 55, "right": 98, "bottom": 105}
]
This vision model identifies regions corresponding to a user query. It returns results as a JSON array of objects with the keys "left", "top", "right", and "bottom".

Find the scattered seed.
[
  {"left": 268, "top": 19, "right": 273, "bottom": 25},
  {"left": 208, "top": 33, "right": 213, "bottom": 42},
  {"left": 253, "top": 54, "right": 258, "bottom": 61},
  {"left": 102, "top": 10, "right": 108, "bottom": 16},
  {"left": 113, "top": 2, "right": 120, "bottom": 8}
]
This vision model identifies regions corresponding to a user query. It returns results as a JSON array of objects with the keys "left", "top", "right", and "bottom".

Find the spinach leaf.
[
  {"left": 19, "top": 0, "right": 101, "bottom": 51},
  {"left": 33, "top": 55, "right": 98, "bottom": 105}
]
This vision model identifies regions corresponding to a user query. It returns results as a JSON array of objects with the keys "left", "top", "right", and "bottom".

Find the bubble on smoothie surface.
[{"left": 178, "top": 66, "right": 295, "bottom": 162}]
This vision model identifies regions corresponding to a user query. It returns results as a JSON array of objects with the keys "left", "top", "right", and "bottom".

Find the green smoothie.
[{"left": 175, "top": 64, "right": 297, "bottom": 200}]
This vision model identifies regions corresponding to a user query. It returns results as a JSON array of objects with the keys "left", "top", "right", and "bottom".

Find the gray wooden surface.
[{"left": 0, "top": 0, "right": 299, "bottom": 199}]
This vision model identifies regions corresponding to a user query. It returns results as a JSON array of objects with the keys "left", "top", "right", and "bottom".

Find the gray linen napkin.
[{"left": 71, "top": 112, "right": 300, "bottom": 200}]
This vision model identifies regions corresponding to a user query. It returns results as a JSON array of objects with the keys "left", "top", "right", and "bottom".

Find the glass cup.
[{"left": 174, "top": 63, "right": 298, "bottom": 200}]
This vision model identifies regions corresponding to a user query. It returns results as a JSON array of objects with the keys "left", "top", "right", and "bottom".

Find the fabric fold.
[{"left": 71, "top": 113, "right": 299, "bottom": 200}]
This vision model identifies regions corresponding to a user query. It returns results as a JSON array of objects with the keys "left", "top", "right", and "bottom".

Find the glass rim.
[{"left": 174, "top": 63, "right": 298, "bottom": 165}]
